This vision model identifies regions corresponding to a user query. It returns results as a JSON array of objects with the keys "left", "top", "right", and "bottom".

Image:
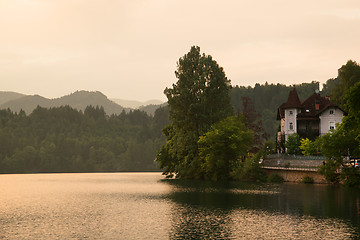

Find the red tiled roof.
[
  {"left": 282, "top": 88, "right": 302, "bottom": 109},
  {"left": 317, "top": 102, "right": 347, "bottom": 116},
  {"left": 297, "top": 93, "right": 331, "bottom": 118},
  {"left": 276, "top": 88, "right": 301, "bottom": 120},
  {"left": 276, "top": 88, "right": 344, "bottom": 120}
]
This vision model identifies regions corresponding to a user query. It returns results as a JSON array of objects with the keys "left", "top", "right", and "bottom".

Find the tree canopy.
[
  {"left": 317, "top": 61, "right": 360, "bottom": 160},
  {"left": 198, "top": 116, "right": 253, "bottom": 181},
  {"left": 330, "top": 60, "right": 360, "bottom": 109},
  {"left": 285, "top": 133, "right": 301, "bottom": 155},
  {"left": 157, "top": 46, "right": 234, "bottom": 179},
  {"left": 0, "top": 105, "right": 170, "bottom": 173}
]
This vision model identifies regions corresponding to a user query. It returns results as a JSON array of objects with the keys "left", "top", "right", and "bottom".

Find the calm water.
[{"left": 0, "top": 173, "right": 359, "bottom": 239}]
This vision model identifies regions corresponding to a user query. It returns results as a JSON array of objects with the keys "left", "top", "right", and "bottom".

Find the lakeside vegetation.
[
  {"left": 156, "top": 46, "right": 360, "bottom": 184},
  {"left": 0, "top": 46, "right": 359, "bottom": 185}
]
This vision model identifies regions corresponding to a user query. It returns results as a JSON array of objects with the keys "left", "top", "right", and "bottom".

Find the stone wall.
[
  {"left": 264, "top": 168, "right": 327, "bottom": 184},
  {"left": 263, "top": 154, "right": 326, "bottom": 168},
  {"left": 263, "top": 158, "right": 324, "bottom": 168}
]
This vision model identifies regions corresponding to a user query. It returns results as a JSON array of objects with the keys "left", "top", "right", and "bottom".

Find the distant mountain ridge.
[
  {"left": 0, "top": 91, "right": 164, "bottom": 116},
  {"left": 110, "top": 98, "right": 163, "bottom": 109},
  {"left": 0, "top": 92, "right": 26, "bottom": 105}
]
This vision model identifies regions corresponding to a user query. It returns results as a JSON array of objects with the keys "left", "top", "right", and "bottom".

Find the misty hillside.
[
  {"left": 110, "top": 98, "right": 163, "bottom": 109},
  {"left": 0, "top": 91, "right": 126, "bottom": 115},
  {"left": 0, "top": 91, "right": 165, "bottom": 116},
  {"left": 0, "top": 94, "right": 53, "bottom": 113},
  {"left": 54, "top": 91, "right": 128, "bottom": 115},
  {"left": 139, "top": 103, "right": 168, "bottom": 116},
  {"left": 0, "top": 91, "right": 26, "bottom": 105}
]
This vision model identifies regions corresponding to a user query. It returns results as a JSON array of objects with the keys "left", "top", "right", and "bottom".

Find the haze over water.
[{"left": 0, "top": 173, "right": 359, "bottom": 239}]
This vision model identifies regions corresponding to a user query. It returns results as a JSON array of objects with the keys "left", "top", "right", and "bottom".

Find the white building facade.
[{"left": 277, "top": 88, "right": 345, "bottom": 141}]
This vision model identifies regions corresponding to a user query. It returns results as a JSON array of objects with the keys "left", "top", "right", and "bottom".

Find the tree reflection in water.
[{"left": 162, "top": 180, "right": 360, "bottom": 239}]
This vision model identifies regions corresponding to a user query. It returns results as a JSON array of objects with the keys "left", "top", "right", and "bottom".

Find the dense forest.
[
  {"left": 0, "top": 82, "right": 331, "bottom": 174},
  {"left": 0, "top": 49, "right": 357, "bottom": 175},
  {"left": 0, "top": 105, "right": 169, "bottom": 173}
]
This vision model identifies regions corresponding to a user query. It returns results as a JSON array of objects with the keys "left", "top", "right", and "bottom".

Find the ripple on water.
[
  {"left": 168, "top": 206, "right": 356, "bottom": 240},
  {"left": 230, "top": 209, "right": 356, "bottom": 239},
  {"left": 0, "top": 173, "right": 359, "bottom": 239}
]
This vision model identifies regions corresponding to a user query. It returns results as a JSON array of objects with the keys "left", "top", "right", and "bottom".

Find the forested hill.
[
  {"left": 231, "top": 81, "right": 320, "bottom": 138},
  {"left": 110, "top": 98, "right": 163, "bottom": 109},
  {"left": 0, "top": 105, "right": 170, "bottom": 173},
  {"left": 0, "top": 81, "right": 326, "bottom": 173},
  {"left": 0, "top": 91, "right": 129, "bottom": 115},
  {"left": 1, "top": 82, "right": 320, "bottom": 139},
  {"left": 0, "top": 92, "right": 26, "bottom": 105}
]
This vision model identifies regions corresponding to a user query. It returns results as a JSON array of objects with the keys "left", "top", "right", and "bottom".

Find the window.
[
  {"left": 289, "top": 122, "right": 293, "bottom": 130},
  {"left": 329, "top": 121, "right": 335, "bottom": 130},
  {"left": 289, "top": 110, "right": 293, "bottom": 115},
  {"left": 329, "top": 109, "right": 334, "bottom": 115}
]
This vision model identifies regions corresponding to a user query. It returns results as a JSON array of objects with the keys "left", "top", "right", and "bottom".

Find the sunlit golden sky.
[{"left": 1, "top": 0, "right": 359, "bottom": 101}]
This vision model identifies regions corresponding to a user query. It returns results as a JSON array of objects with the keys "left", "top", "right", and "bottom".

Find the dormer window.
[{"left": 329, "top": 109, "right": 334, "bottom": 115}]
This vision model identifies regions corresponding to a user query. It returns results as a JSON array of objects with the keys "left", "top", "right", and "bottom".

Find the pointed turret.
[
  {"left": 282, "top": 88, "right": 301, "bottom": 109},
  {"left": 277, "top": 88, "right": 301, "bottom": 120}
]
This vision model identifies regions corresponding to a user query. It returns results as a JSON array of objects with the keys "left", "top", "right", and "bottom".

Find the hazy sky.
[{"left": 1, "top": 0, "right": 359, "bottom": 101}]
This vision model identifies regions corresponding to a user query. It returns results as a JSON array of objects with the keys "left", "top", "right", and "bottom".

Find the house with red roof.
[{"left": 277, "top": 88, "right": 346, "bottom": 141}]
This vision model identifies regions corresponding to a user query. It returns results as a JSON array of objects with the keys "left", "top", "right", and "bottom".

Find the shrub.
[
  {"left": 302, "top": 176, "right": 314, "bottom": 184},
  {"left": 299, "top": 138, "right": 318, "bottom": 156},
  {"left": 340, "top": 166, "right": 360, "bottom": 187},
  {"left": 318, "top": 159, "right": 340, "bottom": 183},
  {"left": 230, "top": 153, "right": 267, "bottom": 182},
  {"left": 285, "top": 133, "right": 301, "bottom": 155},
  {"left": 267, "top": 174, "right": 284, "bottom": 183}
]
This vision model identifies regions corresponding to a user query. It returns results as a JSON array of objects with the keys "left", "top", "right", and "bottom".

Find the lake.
[{"left": 0, "top": 172, "right": 359, "bottom": 239}]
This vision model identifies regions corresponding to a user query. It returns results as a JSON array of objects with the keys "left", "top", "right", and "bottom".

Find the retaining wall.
[
  {"left": 264, "top": 168, "right": 327, "bottom": 184},
  {"left": 263, "top": 154, "right": 325, "bottom": 168},
  {"left": 263, "top": 158, "right": 323, "bottom": 168}
]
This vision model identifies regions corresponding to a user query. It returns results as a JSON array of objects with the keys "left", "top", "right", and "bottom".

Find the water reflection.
[
  {"left": 169, "top": 206, "right": 232, "bottom": 239},
  {"left": 1, "top": 173, "right": 359, "bottom": 239},
  {"left": 162, "top": 179, "right": 360, "bottom": 239}
]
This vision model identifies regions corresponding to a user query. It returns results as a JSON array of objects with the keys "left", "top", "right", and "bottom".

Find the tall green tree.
[
  {"left": 198, "top": 116, "right": 253, "bottom": 181},
  {"left": 317, "top": 65, "right": 360, "bottom": 184},
  {"left": 322, "top": 78, "right": 338, "bottom": 97},
  {"left": 316, "top": 124, "right": 359, "bottom": 163},
  {"left": 316, "top": 69, "right": 360, "bottom": 163},
  {"left": 286, "top": 133, "right": 301, "bottom": 155},
  {"left": 330, "top": 60, "right": 360, "bottom": 109},
  {"left": 157, "top": 46, "right": 233, "bottom": 179},
  {"left": 344, "top": 82, "right": 360, "bottom": 148}
]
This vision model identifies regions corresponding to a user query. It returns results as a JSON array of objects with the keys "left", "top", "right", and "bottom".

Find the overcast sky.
[{"left": 1, "top": 0, "right": 359, "bottom": 101}]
